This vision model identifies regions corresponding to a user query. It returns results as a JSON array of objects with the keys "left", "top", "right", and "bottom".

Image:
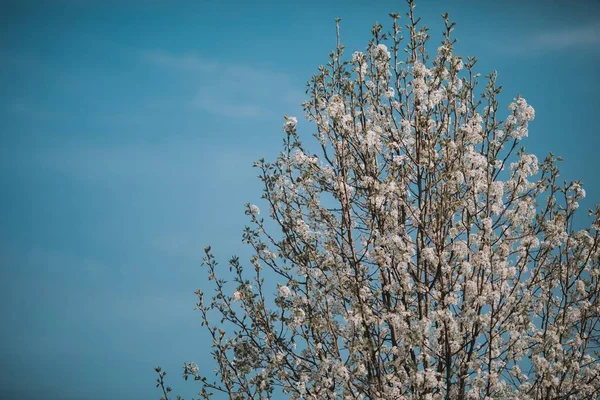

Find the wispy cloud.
[
  {"left": 17, "top": 139, "right": 255, "bottom": 187},
  {"left": 531, "top": 22, "right": 600, "bottom": 49},
  {"left": 508, "top": 21, "right": 600, "bottom": 54},
  {"left": 143, "top": 50, "right": 304, "bottom": 118},
  {"left": 143, "top": 51, "right": 219, "bottom": 73}
]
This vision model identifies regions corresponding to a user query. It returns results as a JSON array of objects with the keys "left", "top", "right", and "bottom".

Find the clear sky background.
[{"left": 1, "top": 1, "right": 599, "bottom": 399}]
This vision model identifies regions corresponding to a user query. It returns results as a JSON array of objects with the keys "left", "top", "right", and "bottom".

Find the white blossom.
[
  {"left": 283, "top": 115, "right": 297, "bottom": 133},
  {"left": 278, "top": 285, "right": 292, "bottom": 298}
]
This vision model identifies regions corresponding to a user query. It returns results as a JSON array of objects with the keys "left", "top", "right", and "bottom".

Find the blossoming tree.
[{"left": 157, "top": 2, "right": 600, "bottom": 399}]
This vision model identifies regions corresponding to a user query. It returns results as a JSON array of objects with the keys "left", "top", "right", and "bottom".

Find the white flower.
[
  {"left": 295, "top": 218, "right": 311, "bottom": 240},
  {"left": 294, "top": 307, "right": 305, "bottom": 322},
  {"left": 279, "top": 285, "right": 292, "bottom": 298},
  {"left": 233, "top": 291, "right": 242, "bottom": 301},
  {"left": 571, "top": 182, "right": 586, "bottom": 200},
  {"left": 454, "top": 56, "right": 464, "bottom": 71},
  {"left": 261, "top": 249, "right": 277, "bottom": 260},
  {"left": 187, "top": 362, "right": 199, "bottom": 375},
  {"left": 283, "top": 115, "right": 298, "bottom": 133},
  {"left": 249, "top": 204, "right": 260, "bottom": 215},
  {"left": 576, "top": 280, "right": 586, "bottom": 296},
  {"left": 352, "top": 51, "right": 365, "bottom": 63},
  {"left": 429, "top": 88, "right": 444, "bottom": 108},
  {"left": 375, "top": 43, "right": 391, "bottom": 59},
  {"left": 413, "top": 61, "right": 430, "bottom": 77},
  {"left": 327, "top": 95, "right": 345, "bottom": 118},
  {"left": 482, "top": 217, "right": 493, "bottom": 233},
  {"left": 293, "top": 149, "right": 308, "bottom": 164},
  {"left": 365, "top": 130, "right": 379, "bottom": 150}
]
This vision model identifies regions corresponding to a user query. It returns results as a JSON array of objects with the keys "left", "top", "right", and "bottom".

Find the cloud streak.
[
  {"left": 507, "top": 21, "right": 600, "bottom": 54},
  {"left": 531, "top": 22, "right": 600, "bottom": 49},
  {"left": 12, "top": 139, "right": 257, "bottom": 192},
  {"left": 143, "top": 50, "right": 304, "bottom": 118}
]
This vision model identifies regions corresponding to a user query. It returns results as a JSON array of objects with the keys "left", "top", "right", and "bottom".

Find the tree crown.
[{"left": 158, "top": 3, "right": 600, "bottom": 399}]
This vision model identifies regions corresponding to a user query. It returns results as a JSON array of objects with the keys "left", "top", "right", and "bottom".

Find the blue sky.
[{"left": 1, "top": 1, "right": 599, "bottom": 399}]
